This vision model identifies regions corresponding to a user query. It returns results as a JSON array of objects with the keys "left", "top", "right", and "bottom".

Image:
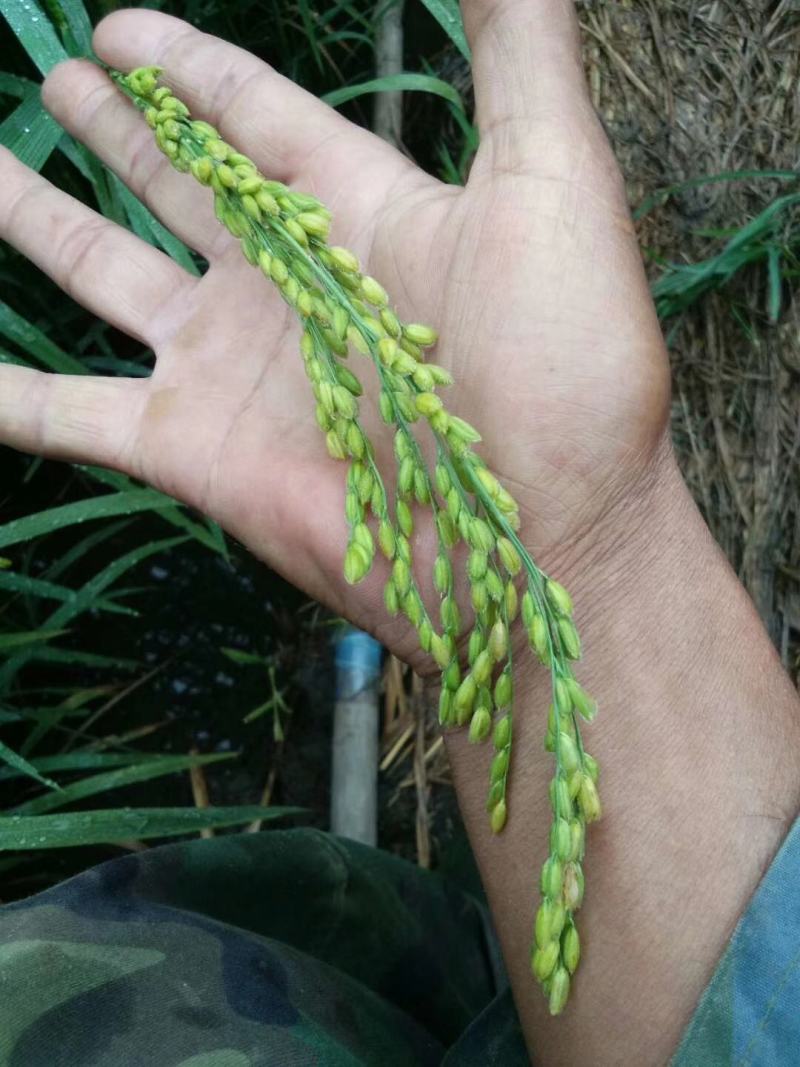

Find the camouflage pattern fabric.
[
  {"left": 3, "top": 817, "right": 798, "bottom": 1065},
  {"left": 0, "top": 828, "right": 530, "bottom": 1065}
]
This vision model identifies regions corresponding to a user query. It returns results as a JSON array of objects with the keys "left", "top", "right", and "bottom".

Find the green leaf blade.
[
  {"left": 11, "top": 752, "right": 239, "bottom": 816},
  {"left": 0, "top": 489, "right": 179, "bottom": 550},
  {"left": 44, "top": 533, "right": 188, "bottom": 630},
  {"left": 0, "top": 806, "right": 304, "bottom": 849},
  {"left": 0, "top": 739, "right": 60, "bottom": 791},
  {"left": 0, "top": 628, "right": 67, "bottom": 651},
  {"left": 0, "top": 92, "right": 62, "bottom": 171},
  {"left": 0, "top": 0, "right": 69, "bottom": 75},
  {"left": 0, "top": 751, "right": 167, "bottom": 783},
  {"left": 417, "top": 0, "right": 471, "bottom": 60},
  {"left": 115, "top": 178, "right": 201, "bottom": 276},
  {"left": 323, "top": 72, "right": 463, "bottom": 110},
  {"left": 50, "top": 0, "right": 94, "bottom": 57},
  {"left": 0, "top": 301, "right": 85, "bottom": 374}
]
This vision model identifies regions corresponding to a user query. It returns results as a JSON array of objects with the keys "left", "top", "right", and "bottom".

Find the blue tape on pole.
[{"left": 334, "top": 627, "right": 383, "bottom": 697}]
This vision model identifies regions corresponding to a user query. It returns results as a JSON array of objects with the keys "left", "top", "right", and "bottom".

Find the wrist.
[
  {"left": 532, "top": 429, "right": 681, "bottom": 606},
  {"left": 500, "top": 431, "right": 686, "bottom": 725}
]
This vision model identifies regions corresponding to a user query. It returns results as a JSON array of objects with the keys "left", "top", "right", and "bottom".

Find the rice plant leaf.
[
  {"left": 767, "top": 245, "right": 783, "bottom": 324},
  {"left": 0, "top": 72, "right": 37, "bottom": 98},
  {"left": 19, "top": 646, "right": 138, "bottom": 670},
  {"left": 0, "top": 0, "right": 69, "bottom": 75},
  {"left": 417, "top": 0, "right": 470, "bottom": 60},
  {"left": 203, "top": 518, "right": 229, "bottom": 561},
  {"left": 242, "top": 699, "right": 275, "bottom": 724},
  {"left": 136, "top": 504, "right": 222, "bottom": 554},
  {"left": 84, "top": 355, "right": 151, "bottom": 377},
  {"left": 0, "top": 701, "right": 96, "bottom": 723},
  {"left": 0, "top": 489, "right": 178, "bottom": 550},
  {"left": 0, "top": 806, "right": 303, "bottom": 849},
  {"left": 46, "top": 0, "right": 94, "bottom": 56},
  {"left": 57, "top": 137, "right": 125, "bottom": 221},
  {"left": 115, "top": 178, "right": 200, "bottom": 276},
  {"left": 79, "top": 466, "right": 142, "bottom": 491},
  {"left": 0, "top": 628, "right": 66, "bottom": 651},
  {"left": 0, "top": 739, "right": 59, "bottom": 791},
  {"left": 0, "top": 534, "right": 153, "bottom": 705},
  {"left": 70, "top": 594, "right": 140, "bottom": 616},
  {"left": 437, "top": 141, "right": 462, "bottom": 185},
  {"left": 318, "top": 29, "right": 372, "bottom": 48},
  {"left": 55, "top": 130, "right": 93, "bottom": 179},
  {"left": 0, "top": 91, "right": 62, "bottom": 171},
  {"left": 220, "top": 647, "right": 267, "bottom": 666},
  {"left": 44, "top": 534, "right": 188, "bottom": 630},
  {"left": 0, "top": 301, "right": 85, "bottom": 374},
  {"left": 47, "top": 685, "right": 114, "bottom": 710},
  {"left": 78, "top": 467, "right": 225, "bottom": 555},
  {"left": 44, "top": 518, "right": 133, "bottom": 581},
  {"left": 0, "top": 751, "right": 168, "bottom": 782},
  {"left": 323, "top": 72, "right": 463, "bottom": 111},
  {"left": 11, "top": 752, "right": 238, "bottom": 815},
  {"left": 0, "top": 348, "right": 28, "bottom": 367},
  {"left": 0, "top": 569, "right": 129, "bottom": 615},
  {"left": 635, "top": 168, "right": 799, "bottom": 220},
  {"left": 17, "top": 685, "right": 115, "bottom": 757}
]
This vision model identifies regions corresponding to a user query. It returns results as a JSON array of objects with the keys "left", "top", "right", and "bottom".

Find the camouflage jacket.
[{"left": 1, "top": 820, "right": 798, "bottom": 1065}]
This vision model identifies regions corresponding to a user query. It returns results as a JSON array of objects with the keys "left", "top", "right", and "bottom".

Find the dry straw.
[
  {"left": 113, "top": 65, "right": 602, "bottom": 1013},
  {"left": 579, "top": 1, "right": 800, "bottom": 665}
]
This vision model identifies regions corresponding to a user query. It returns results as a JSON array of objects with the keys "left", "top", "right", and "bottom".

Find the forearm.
[{"left": 446, "top": 441, "right": 800, "bottom": 1065}]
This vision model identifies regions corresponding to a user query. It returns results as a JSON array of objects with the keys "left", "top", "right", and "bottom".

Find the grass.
[
  {"left": 642, "top": 173, "right": 800, "bottom": 325},
  {"left": 1, "top": 0, "right": 797, "bottom": 893}
]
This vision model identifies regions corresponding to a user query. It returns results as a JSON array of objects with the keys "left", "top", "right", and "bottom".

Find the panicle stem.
[{"left": 114, "top": 65, "right": 603, "bottom": 1013}]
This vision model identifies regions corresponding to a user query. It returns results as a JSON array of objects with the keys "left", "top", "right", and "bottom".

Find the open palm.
[{"left": 0, "top": 3, "right": 670, "bottom": 668}]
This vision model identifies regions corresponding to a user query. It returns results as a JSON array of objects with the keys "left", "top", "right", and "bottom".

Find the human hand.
[{"left": 0, "top": 2, "right": 670, "bottom": 671}]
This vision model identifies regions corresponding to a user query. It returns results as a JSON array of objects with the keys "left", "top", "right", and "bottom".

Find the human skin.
[{"left": 0, "top": 3, "right": 798, "bottom": 1063}]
